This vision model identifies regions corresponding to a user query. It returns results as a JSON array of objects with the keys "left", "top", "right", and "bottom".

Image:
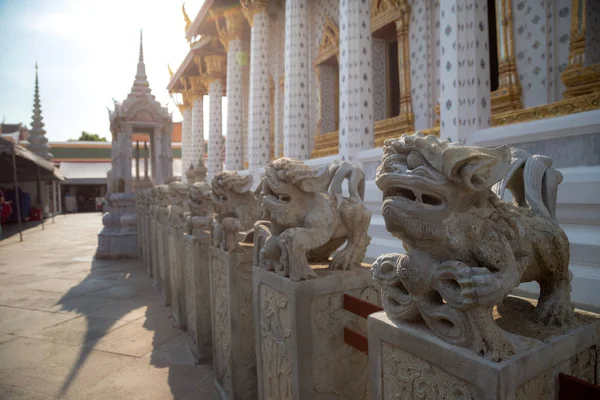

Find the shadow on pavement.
[{"left": 53, "top": 256, "right": 212, "bottom": 398}]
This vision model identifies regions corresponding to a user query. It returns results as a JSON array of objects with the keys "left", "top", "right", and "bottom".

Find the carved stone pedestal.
[
  {"left": 209, "top": 244, "right": 256, "bottom": 400},
  {"left": 157, "top": 211, "right": 171, "bottom": 306},
  {"left": 368, "top": 297, "right": 600, "bottom": 400},
  {"left": 149, "top": 208, "right": 160, "bottom": 289},
  {"left": 96, "top": 193, "right": 138, "bottom": 259},
  {"left": 183, "top": 232, "right": 212, "bottom": 360},
  {"left": 144, "top": 210, "right": 152, "bottom": 277},
  {"left": 254, "top": 265, "right": 376, "bottom": 400},
  {"left": 168, "top": 224, "right": 186, "bottom": 329}
]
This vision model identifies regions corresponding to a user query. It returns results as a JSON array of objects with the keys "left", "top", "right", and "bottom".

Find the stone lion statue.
[
  {"left": 185, "top": 182, "right": 213, "bottom": 236},
  {"left": 155, "top": 185, "right": 171, "bottom": 208},
  {"left": 371, "top": 132, "right": 573, "bottom": 361},
  {"left": 255, "top": 158, "right": 372, "bottom": 281},
  {"left": 211, "top": 171, "right": 262, "bottom": 252},
  {"left": 168, "top": 182, "right": 189, "bottom": 229}
]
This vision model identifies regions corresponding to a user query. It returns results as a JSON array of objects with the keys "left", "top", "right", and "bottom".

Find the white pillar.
[
  {"left": 160, "top": 123, "right": 173, "bottom": 183},
  {"left": 338, "top": 0, "right": 374, "bottom": 163},
  {"left": 274, "top": 75, "right": 283, "bottom": 158},
  {"left": 440, "top": 0, "right": 491, "bottom": 143},
  {"left": 283, "top": 0, "right": 310, "bottom": 159},
  {"left": 152, "top": 127, "right": 164, "bottom": 185},
  {"left": 208, "top": 80, "right": 224, "bottom": 181},
  {"left": 121, "top": 125, "right": 133, "bottom": 192},
  {"left": 181, "top": 107, "right": 193, "bottom": 182},
  {"left": 191, "top": 97, "right": 204, "bottom": 169},
  {"left": 226, "top": 38, "right": 244, "bottom": 170},
  {"left": 247, "top": 7, "right": 271, "bottom": 171}
]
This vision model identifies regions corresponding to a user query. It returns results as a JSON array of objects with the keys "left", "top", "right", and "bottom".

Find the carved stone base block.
[
  {"left": 157, "top": 222, "right": 171, "bottom": 306},
  {"left": 209, "top": 245, "right": 256, "bottom": 400},
  {"left": 254, "top": 265, "right": 377, "bottom": 400},
  {"left": 368, "top": 297, "right": 600, "bottom": 400},
  {"left": 169, "top": 226, "right": 186, "bottom": 329},
  {"left": 150, "top": 216, "right": 160, "bottom": 290},
  {"left": 96, "top": 231, "right": 138, "bottom": 259},
  {"left": 96, "top": 193, "right": 138, "bottom": 259},
  {"left": 184, "top": 233, "right": 212, "bottom": 360},
  {"left": 143, "top": 214, "right": 152, "bottom": 277}
]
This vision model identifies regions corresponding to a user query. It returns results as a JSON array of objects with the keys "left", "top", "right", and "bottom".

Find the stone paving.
[{"left": 0, "top": 213, "right": 215, "bottom": 399}]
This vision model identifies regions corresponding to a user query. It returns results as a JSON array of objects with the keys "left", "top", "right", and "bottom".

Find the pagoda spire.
[
  {"left": 28, "top": 62, "right": 52, "bottom": 160},
  {"left": 130, "top": 29, "right": 151, "bottom": 96}
]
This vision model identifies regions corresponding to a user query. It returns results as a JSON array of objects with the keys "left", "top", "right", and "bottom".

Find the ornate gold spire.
[
  {"left": 182, "top": 3, "right": 192, "bottom": 32},
  {"left": 168, "top": 64, "right": 174, "bottom": 79}
]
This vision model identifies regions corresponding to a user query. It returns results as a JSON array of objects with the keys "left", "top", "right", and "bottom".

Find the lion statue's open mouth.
[{"left": 371, "top": 132, "right": 573, "bottom": 362}]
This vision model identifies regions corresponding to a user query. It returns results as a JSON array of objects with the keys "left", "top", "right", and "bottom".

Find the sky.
[{"left": 0, "top": 0, "right": 226, "bottom": 142}]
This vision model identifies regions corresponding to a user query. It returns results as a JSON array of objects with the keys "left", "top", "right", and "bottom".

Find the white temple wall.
[
  {"left": 513, "top": 0, "right": 572, "bottom": 108},
  {"left": 271, "top": 8, "right": 285, "bottom": 158},
  {"left": 408, "top": 0, "right": 437, "bottom": 130},
  {"left": 586, "top": 0, "right": 600, "bottom": 66},
  {"left": 242, "top": 37, "right": 251, "bottom": 168}
]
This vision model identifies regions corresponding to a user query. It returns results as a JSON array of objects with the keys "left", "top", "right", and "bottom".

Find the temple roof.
[{"left": 109, "top": 31, "right": 172, "bottom": 134}]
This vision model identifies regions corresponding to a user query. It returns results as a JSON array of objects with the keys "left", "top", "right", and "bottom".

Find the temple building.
[{"left": 169, "top": 0, "right": 600, "bottom": 310}]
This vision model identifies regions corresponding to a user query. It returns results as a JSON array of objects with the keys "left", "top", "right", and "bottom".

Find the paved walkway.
[{"left": 0, "top": 213, "right": 214, "bottom": 399}]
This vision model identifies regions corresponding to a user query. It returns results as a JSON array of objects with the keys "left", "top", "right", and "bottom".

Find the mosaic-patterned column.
[
  {"left": 283, "top": 0, "right": 310, "bottom": 160},
  {"left": 395, "top": 9, "right": 414, "bottom": 128},
  {"left": 440, "top": 0, "right": 491, "bottom": 143},
  {"left": 273, "top": 75, "right": 283, "bottom": 158},
  {"left": 152, "top": 128, "right": 163, "bottom": 185},
  {"left": 208, "top": 80, "right": 224, "bottom": 181},
  {"left": 180, "top": 106, "right": 193, "bottom": 182},
  {"left": 338, "top": 0, "right": 374, "bottom": 163},
  {"left": 244, "top": 2, "right": 271, "bottom": 171},
  {"left": 226, "top": 38, "right": 244, "bottom": 170},
  {"left": 409, "top": 0, "right": 434, "bottom": 129},
  {"left": 217, "top": 9, "right": 246, "bottom": 171},
  {"left": 191, "top": 97, "right": 205, "bottom": 169},
  {"left": 121, "top": 124, "right": 134, "bottom": 192}
]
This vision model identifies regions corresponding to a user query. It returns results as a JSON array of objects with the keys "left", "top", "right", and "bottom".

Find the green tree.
[{"left": 68, "top": 131, "right": 107, "bottom": 142}]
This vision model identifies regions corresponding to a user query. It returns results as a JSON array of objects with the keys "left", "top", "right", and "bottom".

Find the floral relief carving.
[
  {"left": 184, "top": 239, "right": 197, "bottom": 348},
  {"left": 211, "top": 256, "right": 232, "bottom": 393},
  {"left": 259, "top": 285, "right": 292, "bottom": 400},
  {"left": 381, "top": 342, "right": 476, "bottom": 399},
  {"left": 236, "top": 261, "right": 258, "bottom": 397},
  {"left": 312, "top": 291, "right": 370, "bottom": 400}
]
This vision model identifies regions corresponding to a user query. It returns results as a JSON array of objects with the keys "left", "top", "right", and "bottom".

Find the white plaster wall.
[
  {"left": 553, "top": 0, "right": 571, "bottom": 101},
  {"left": 242, "top": 37, "right": 251, "bottom": 168},
  {"left": 409, "top": 0, "right": 436, "bottom": 130},
  {"left": 431, "top": 0, "right": 441, "bottom": 120},
  {"left": 586, "top": 0, "right": 600, "bottom": 66},
  {"left": 513, "top": 0, "right": 572, "bottom": 108}
]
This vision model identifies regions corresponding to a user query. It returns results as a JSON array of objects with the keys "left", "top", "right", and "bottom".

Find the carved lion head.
[
  {"left": 168, "top": 181, "right": 188, "bottom": 208},
  {"left": 211, "top": 171, "right": 255, "bottom": 218},
  {"left": 376, "top": 133, "right": 511, "bottom": 241},
  {"left": 262, "top": 158, "right": 331, "bottom": 226},
  {"left": 188, "top": 182, "right": 213, "bottom": 217}
]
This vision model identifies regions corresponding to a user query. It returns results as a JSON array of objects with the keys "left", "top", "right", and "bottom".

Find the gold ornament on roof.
[
  {"left": 182, "top": 3, "right": 192, "bottom": 32},
  {"left": 168, "top": 64, "right": 174, "bottom": 79}
]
